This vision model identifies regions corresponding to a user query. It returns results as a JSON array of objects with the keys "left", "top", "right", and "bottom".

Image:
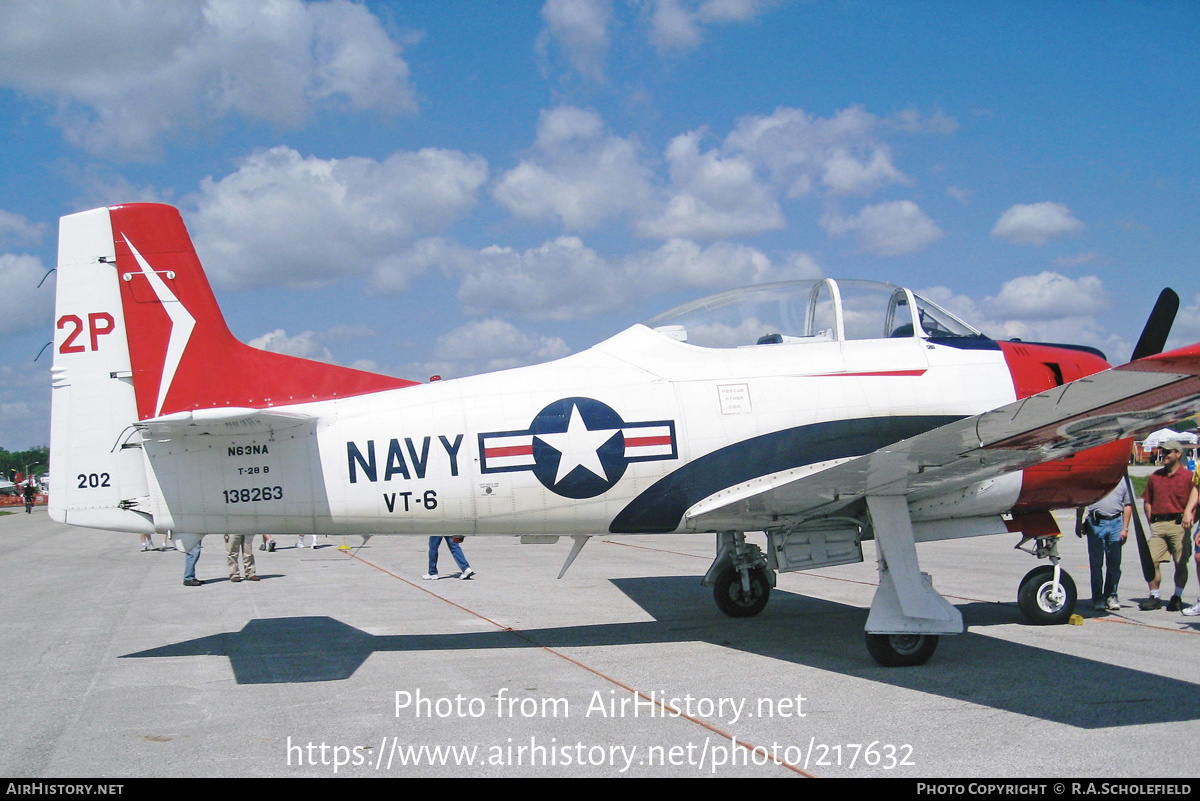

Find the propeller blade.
[
  {"left": 1124, "top": 471, "right": 1156, "bottom": 584},
  {"left": 1130, "top": 288, "right": 1179, "bottom": 362}
]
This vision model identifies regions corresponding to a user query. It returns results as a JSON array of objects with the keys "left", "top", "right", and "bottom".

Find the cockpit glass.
[
  {"left": 644, "top": 281, "right": 822, "bottom": 348},
  {"left": 911, "top": 293, "right": 979, "bottom": 338},
  {"left": 643, "top": 280, "right": 981, "bottom": 348}
]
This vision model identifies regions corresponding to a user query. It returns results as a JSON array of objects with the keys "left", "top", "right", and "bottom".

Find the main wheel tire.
[
  {"left": 865, "top": 633, "right": 939, "bottom": 667},
  {"left": 713, "top": 565, "right": 770, "bottom": 618},
  {"left": 868, "top": 633, "right": 940, "bottom": 661},
  {"left": 1017, "top": 565, "right": 1077, "bottom": 625}
]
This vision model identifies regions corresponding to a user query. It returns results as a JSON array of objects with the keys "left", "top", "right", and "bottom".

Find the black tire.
[
  {"left": 865, "top": 633, "right": 939, "bottom": 667},
  {"left": 713, "top": 565, "right": 770, "bottom": 618},
  {"left": 1017, "top": 565, "right": 1077, "bottom": 625}
]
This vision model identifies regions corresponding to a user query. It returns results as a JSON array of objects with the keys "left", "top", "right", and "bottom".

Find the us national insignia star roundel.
[{"left": 479, "top": 397, "right": 678, "bottom": 499}]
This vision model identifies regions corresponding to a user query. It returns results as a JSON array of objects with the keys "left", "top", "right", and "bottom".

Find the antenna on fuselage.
[{"left": 1129, "top": 288, "right": 1179, "bottom": 362}]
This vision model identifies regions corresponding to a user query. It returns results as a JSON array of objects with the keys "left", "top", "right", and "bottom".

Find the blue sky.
[{"left": 0, "top": 0, "right": 1197, "bottom": 450}]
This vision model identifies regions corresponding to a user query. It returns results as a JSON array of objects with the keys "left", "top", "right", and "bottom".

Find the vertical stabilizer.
[
  {"left": 50, "top": 203, "right": 415, "bottom": 533},
  {"left": 50, "top": 207, "right": 152, "bottom": 532}
]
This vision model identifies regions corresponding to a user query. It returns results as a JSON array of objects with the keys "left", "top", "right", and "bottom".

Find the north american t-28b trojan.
[{"left": 48, "top": 203, "right": 1200, "bottom": 666}]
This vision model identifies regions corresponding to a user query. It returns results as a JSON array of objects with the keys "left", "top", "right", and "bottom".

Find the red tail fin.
[{"left": 110, "top": 203, "right": 414, "bottom": 420}]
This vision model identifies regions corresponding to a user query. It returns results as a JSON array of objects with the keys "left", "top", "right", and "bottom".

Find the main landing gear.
[
  {"left": 703, "top": 503, "right": 961, "bottom": 669},
  {"left": 705, "top": 532, "right": 773, "bottom": 618},
  {"left": 864, "top": 633, "right": 939, "bottom": 667},
  {"left": 1014, "top": 535, "right": 1078, "bottom": 625}
]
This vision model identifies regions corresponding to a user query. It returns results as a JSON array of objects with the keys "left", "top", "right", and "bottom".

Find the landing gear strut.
[
  {"left": 713, "top": 564, "right": 771, "bottom": 617},
  {"left": 1014, "top": 534, "right": 1077, "bottom": 625},
  {"left": 704, "top": 531, "right": 772, "bottom": 618},
  {"left": 1018, "top": 564, "right": 1078, "bottom": 625}
]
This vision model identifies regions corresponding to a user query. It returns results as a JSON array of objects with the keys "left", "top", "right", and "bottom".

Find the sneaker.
[
  {"left": 1167, "top": 595, "right": 1184, "bottom": 612},
  {"left": 460, "top": 568, "right": 475, "bottom": 580},
  {"left": 230, "top": 576, "right": 242, "bottom": 583},
  {"left": 1139, "top": 597, "right": 1163, "bottom": 611},
  {"left": 422, "top": 573, "right": 439, "bottom": 580},
  {"left": 259, "top": 542, "right": 266, "bottom": 551},
  {"left": 1106, "top": 597, "right": 1121, "bottom": 612},
  {"left": 267, "top": 540, "right": 276, "bottom": 552},
  {"left": 183, "top": 579, "right": 202, "bottom": 587},
  {"left": 247, "top": 575, "right": 260, "bottom": 581},
  {"left": 1183, "top": 600, "right": 1200, "bottom": 616},
  {"left": 1093, "top": 602, "right": 1106, "bottom": 612}
]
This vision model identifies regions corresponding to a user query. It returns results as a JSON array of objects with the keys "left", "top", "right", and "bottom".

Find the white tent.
[{"left": 1141, "top": 428, "right": 1199, "bottom": 449}]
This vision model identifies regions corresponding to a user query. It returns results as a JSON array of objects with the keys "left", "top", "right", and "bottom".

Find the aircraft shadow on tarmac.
[{"left": 121, "top": 576, "right": 1200, "bottom": 729}]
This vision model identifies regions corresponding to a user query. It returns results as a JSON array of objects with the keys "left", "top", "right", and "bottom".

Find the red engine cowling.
[{"left": 997, "top": 340, "right": 1132, "bottom": 511}]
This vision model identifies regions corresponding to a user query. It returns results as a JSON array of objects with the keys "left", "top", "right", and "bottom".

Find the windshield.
[{"left": 643, "top": 279, "right": 981, "bottom": 348}]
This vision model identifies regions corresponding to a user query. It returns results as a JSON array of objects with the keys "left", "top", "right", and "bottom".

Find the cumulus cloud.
[
  {"left": 919, "top": 273, "right": 1119, "bottom": 355},
  {"left": 422, "top": 319, "right": 572, "bottom": 378},
  {"left": 0, "top": 211, "right": 47, "bottom": 249},
  {"left": 0, "top": 0, "right": 417, "bottom": 158},
  {"left": 370, "top": 238, "right": 478, "bottom": 294},
  {"left": 448, "top": 232, "right": 817, "bottom": 320},
  {"left": 249, "top": 329, "right": 334, "bottom": 362},
  {"left": 647, "top": 0, "right": 771, "bottom": 51},
  {"left": 493, "top": 106, "right": 653, "bottom": 230},
  {"left": 456, "top": 236, "right": 619, "bottom": 320},
  {"left": 189, "top": 146, "right": 488, "bottom": 289},
  {"left": 820, "top": 201, "right": 944, "bottom": 256},
  {"left": 625, "top": 238, "right": 819, "bottom": 295},
  {"left": 638, "top": 129, "right": 784, "bottom": 239},
  {"left": 992, "top": 202, "right": 1085, "bottom": 246},
  {"left": 0, "top": 254, "right": 54, "bottom": 338},
  {"left": 249, "top": 324, "right": 378, "bottom": 366},
  {"left": 989, "top": 272, "right": 1106, "bottom": 321},
  {"left": 538, "top": 0, "right": 611, "bottom": 82},
  {"left": 725, "top": 106, "right": 913, "bottom": 198},
  {"left": 1167, "top": 293, "right": 1200, "bottom": 352}
]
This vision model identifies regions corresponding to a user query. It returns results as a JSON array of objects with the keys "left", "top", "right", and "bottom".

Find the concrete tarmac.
[{"left": 1, "top": 507, "right": 1197, "bottom": 778}]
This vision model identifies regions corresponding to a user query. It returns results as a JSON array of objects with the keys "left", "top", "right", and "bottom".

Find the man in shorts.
[{"left": 1141, "top": 441, "right": 1192, "bottom": 611}]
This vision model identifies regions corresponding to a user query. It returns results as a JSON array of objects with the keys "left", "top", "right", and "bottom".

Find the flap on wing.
[
  {"left": 687, "top": 342, "right": 1200, "bottom": 529},
  {"left": 135, "top": 406, "right": 316, "bottom": 438}
]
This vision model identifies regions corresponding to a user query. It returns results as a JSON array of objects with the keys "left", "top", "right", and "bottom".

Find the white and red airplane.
[{"left": 48, "top": 203, "right": 1200, "bottom": 666}]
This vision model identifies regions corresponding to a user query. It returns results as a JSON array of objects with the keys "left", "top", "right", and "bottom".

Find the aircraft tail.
[{"left": 49, "top": 203, "right": 413, "bottom": 531}]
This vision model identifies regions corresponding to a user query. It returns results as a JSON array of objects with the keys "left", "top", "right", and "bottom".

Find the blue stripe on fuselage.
[{"left": 609, "top": 414, "right": 963, "bottom": 534}]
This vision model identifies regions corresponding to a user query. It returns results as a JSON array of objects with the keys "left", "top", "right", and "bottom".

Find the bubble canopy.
[{"left": 643, "top": 279, "right": 982, "bottom": 349}]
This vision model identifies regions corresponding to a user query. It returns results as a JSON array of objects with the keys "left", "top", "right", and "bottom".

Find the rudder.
[{"left": 50, "top": 203, "right": 415, "bottom": 533}]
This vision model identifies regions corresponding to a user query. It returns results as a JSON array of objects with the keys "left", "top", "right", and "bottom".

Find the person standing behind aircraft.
[
  {"left": 183, "top": 538, "right": 203, "bottom": 587},
  {"left": 1076, "top": 481, "right": 1131, "bottom": 612},
  {"left": 1176, "top": 465, "right": 1200, "bottom": 617},
  {"left": 424, "top": 537, "right": 474, "bottom": 581},
  {"left": 1140, "top": 441, "right": 1192, "bottom": 611},
  {"left": 225, "top": 534, "right": 259, "bottom": 583}
]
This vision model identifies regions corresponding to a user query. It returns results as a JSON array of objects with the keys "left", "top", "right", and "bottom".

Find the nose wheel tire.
[
  {"left": 865, "top": 633, "right": 939, "bottom": 667},
  {"left": 713, "top": 565, "right": 771, "bottom": 618},
  {"left": 1017, "top": 565, "right": 1077, "bottom": 625}
]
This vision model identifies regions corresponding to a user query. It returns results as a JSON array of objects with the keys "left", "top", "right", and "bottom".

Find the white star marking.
[{"left": 535, "top": 403, "right": 619, "bottom": 485}]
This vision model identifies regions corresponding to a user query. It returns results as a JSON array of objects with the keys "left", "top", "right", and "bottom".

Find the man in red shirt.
[{"left": 1141, "top": 441, "right": 1193, "bottom": 610}]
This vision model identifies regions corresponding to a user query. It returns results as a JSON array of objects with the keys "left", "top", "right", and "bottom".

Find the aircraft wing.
[{"left": 686, "top": 342, "right": 1200, "bottom": 529}]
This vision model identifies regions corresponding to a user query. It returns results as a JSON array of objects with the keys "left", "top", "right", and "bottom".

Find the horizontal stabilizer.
[{"left": 137, "top": 407, "right": 315, "bottom": 438}]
